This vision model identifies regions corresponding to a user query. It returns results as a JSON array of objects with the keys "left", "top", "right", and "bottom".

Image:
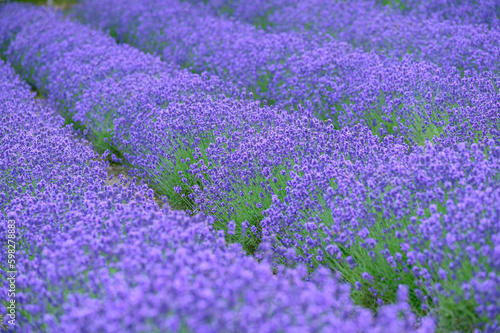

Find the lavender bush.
[
  {"left": 74, "top": 0, "right": 500, "bottom": 147},
  {"left": 0, "top": 58, "right": 432, "bottom": 332},
  {"left": 215, "top": 0, "right": 500, "bottom": 75},
  {"left": 262, "top": 138, "right": 500, "bottom": 331},
  {"left": 1, "top": 5, "right": 286, "bottom": 248},
  {"left": 75, "top": 0, "right": 325, "bottom": 97},
  {"left": 380, "top": 0, "right": 500, "bottom": 28},
  {"left": 266, "top": 42, "right": 500, "bottom": 146},
  {"left": 1, "top": 4, "right": 396, "bottom": 255}
]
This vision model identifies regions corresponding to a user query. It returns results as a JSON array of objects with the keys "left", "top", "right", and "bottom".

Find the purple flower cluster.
[
  {"left": 0, "top": 57, "right": 431, "bottom": 331},
  {"left": 266, "top": 41, "right": 500, "bottom": 145},
  {"left": 183, "top": 0, "right": 296, "bottom": 26},
  {"left": 75, "top": 0, "right": 324, "bottom": 94},
  {"left": 258, "top": 0, "right": 500, "bottom": 73},
  {"left": 73, "top": 1, "right": 500, "bottom": 328},
  {"left": 1, "top": 3, "right": 394, "bottom": 252},
  {"left": 74, "top": 0, "right": 500, "bottom": 147},
  {"left": 262, "top": 139, "right": 500, "bottom": 331},
  {"left": 390, "top": 0, "right": 500, "bottom": 28},
  {"left": 149, "top": 1, "right": 500, "bottom": 75}
]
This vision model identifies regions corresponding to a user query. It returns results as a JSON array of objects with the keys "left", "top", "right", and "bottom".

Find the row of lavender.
[
  {"left": 0, "top": 56, "right": 431, "bottom": 331},
  {"left": 186, "top": 0, "right": 500, "bottom": 65},
  {"left": 75, "top": 0, "right": 500, "bottom": 147},
  {"left": 1, "top": 3, "right": 498, "bottom": 332},
  {"left": 185, "top": 0, "right": 500, "bottom": 29},
  {"left": 73, "top": 0, "right": 500, "bottom": 331}
]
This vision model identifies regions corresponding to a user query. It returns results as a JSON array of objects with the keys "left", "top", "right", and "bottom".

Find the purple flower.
[
  {"left": 362, "top": 272, "right": 374, "bottom": 283},
  {"left": 227, "top": 220, "right": 236, "bottom": 235}
]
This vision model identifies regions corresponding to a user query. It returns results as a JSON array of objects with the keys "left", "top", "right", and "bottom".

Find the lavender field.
[{"left": 0, "top": 0, "right": 499, "bottom": 332}]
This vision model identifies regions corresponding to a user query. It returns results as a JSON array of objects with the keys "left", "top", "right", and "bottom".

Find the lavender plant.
[
  {"left": 381, "top": 0, "right": 500, "bottom": 28},
  {"left": 0, "top": 59, "right": 431, "bottom": 332},
  {"left": 74, "top": 0, "right": 500, "bottom": 146},
  {"left": 74, "top": 0, "right": 327, "bottom": 100},
  {"left": 263, "top": 0, "right": 500, "bottom": 74},
  {"left": 262, "top": 139, "right": 500, "bottom": 331},
  {"left": 0, "top": 3, "right": 304, "bottom": 253},
  {"left": 266, "top": 42, "right": 500, "bottom": 145}
]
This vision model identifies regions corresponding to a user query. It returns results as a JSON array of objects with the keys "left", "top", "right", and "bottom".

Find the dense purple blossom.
[
  {"left": 184, "top": 0, "right": 294, "bottom": 25},
  {"left": 150, "top": 1, "right": 500, "bottom": 75},
  {"left": 263, "top": 138, "right": 500, "bottom": 331},
  {"left": 0, "top": 57, "right": 430, "bottom": 331},
  {"left": 250, "top": 1, "right": 500, "bottom": 73},
  {"left": 0, "top": 2, "right": 408, "bottom": 251},
  {"left": 76, "top": 0, "right": 325, "bottom": 94},
  {"left": 266, "top": 41, "right": 500, "bottom": 145},
  {"left": 390, "top": 0, "right": 500, "bottom": 28},
  {"left": 75, "top": 0, "right": 500, "bottom": 147}
]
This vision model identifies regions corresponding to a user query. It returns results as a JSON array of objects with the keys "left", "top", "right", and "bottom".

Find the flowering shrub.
[
  {"left": 75, "top": 0, "right": 500, "bottom": 147},
  {"left": 266, "top": 43, "right": 500, "bottom": 145},
  {"left": 0, "top": 59, "right": 432, "bottom": 332},
  {"left": 1, "top": 4, "right": 401, "bottom": 255},
  {"left": 216, "top": 0, "right": 500, "bottom": 74},
  {"left": 382, "top": 0, "right": 500, "bottom": 28},
  {"left": 75, "top": 0, "right": 325, "bottom": 97},
  {"left": 263, "top": 139, "right": 500, "bottom": 331}
]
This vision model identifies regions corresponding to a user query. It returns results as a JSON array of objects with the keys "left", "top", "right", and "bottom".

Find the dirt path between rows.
[{"left": 104, "top": 161, "right": 165, "bottom": 209}]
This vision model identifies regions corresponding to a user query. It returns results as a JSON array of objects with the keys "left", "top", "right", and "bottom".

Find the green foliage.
[
  {"left": 283, "top": 160, "right": 492, "bottom": 332},
  {"left": 12, "top": 0, "right": 77, "bottom": 6}
]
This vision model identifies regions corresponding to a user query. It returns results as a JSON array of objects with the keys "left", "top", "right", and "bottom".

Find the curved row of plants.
[
  {"left": 0, "top": 58, "right": 427, "bottom": 332},
  {"left": 73, "top": 1, "right": 500, "bottom": 331},
  {"left": 75, "top": 0, "right": 500, "bottom": 148},
  {"left": 185, "top": 0, "right": 500, "bottom": 69}
]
